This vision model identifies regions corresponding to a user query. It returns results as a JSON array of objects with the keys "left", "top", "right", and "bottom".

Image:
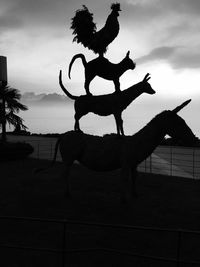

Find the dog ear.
[{"left": 143, "top": 73, "right": 151, "bottom": 82}]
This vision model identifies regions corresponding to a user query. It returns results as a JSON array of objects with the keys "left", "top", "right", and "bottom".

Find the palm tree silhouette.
[{"left": 0, "top": 85, "right": 28, "bottom": 142}]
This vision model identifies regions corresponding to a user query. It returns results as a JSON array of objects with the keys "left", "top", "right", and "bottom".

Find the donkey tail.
[
  {"left": 68, "top": 53, "right": 87, "bottom": 79},
  {"left": 59, "top": 70, "right": 78, "bottom": 100}
]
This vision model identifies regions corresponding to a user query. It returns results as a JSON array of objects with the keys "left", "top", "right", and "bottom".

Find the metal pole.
[
  {"left": 50, "top": 142, "right": 53, "bottom": 160},
  {"left": 176, "top": 230, "right": 182, "bottom": 267},
  {"left": 150, "top": 155, "right": 152, "bottom": 173},
  {"left": 62, "top": 222, "right": 66, "bottom": 267},
  {"left": 37, "top": 142, "right": 40, "bottom": 159},
  {"left": 170, "top": 146, "right": 173, "bottom": 176},
  {"left": 192, "top": 148, "right": 195, "bottom": 179}
]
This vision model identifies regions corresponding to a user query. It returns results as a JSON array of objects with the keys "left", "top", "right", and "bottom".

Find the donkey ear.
[
  {"left": 126, "top": 51, "right": 130, "bottom": 57},
  {"left": 172, "top": 99, "right": 191, "bottom": 113}
]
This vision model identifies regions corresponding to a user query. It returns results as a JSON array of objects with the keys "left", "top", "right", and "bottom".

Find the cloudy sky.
[{"left": 1, "top": 0, "right": 200, "bottom": 135}]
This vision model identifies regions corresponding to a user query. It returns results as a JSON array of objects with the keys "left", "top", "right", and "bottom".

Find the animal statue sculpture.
[
  {"left": 68, "top": 51, "right": 136, "bottom": 95},
  {"left": 45, "top": 100, "right": 197, "bottom": 202},
  {"left": 71, "top": 3, "right": 121, "bottom": 56},
  {"left": 59, "top": 70, "right": 155, "bottom": 135}
]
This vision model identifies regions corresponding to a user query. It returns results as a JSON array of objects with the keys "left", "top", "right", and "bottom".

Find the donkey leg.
[
  {"left": 61, "top": 163, "right": 73, "bottom": 198},
  {"left": 131, "top": 168, "right": 138, "bottom": 198},
  {"left": 120, "top": 166, "right": 131, "bottom": 204}
]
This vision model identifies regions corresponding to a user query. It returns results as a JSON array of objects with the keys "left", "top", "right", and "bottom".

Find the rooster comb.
[{"left": 111, "top": 3, "right": 121, "bottom": 11}]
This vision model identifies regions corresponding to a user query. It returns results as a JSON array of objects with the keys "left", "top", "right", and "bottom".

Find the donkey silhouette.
[
  {"left": 38, "top": 100, "right": 197, "bottom": 202},
  {"left": 68, "top": 51, "right": 136, "bottom": 95}
]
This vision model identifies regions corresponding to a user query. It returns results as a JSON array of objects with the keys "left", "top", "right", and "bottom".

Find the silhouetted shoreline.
[{"left": 5, "top": 131, "right": 200, "bottom": 147}]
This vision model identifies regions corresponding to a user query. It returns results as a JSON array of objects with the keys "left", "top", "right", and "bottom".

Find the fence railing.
[
  {"left": 0, "top": 215, "right": 200, "bottom": 266},
  {"left": 2, "top": 137, "right": 200, "bottom": 265},
  {"left": 6, "top": 136, "right": 200, "bottom": 179},
  {"left": 138, "top": 146, "right": 200, "bottom": 179}
]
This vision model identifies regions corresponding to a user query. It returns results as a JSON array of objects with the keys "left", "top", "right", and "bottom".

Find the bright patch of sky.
[{"left": 0, "top": 0, "right": 200, "bottom": 135}]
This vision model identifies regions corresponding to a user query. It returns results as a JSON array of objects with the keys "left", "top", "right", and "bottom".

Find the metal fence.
[
  {"left": 0, "top": 215, "right": 200, "bottom": 266},
  {"left": 2, "top": 137, "right": 200, "bottom": 265},
  {"left": 6, "top": 136, "right": 200, "bottom": 179},
  {"left": 138, "top": 146, "right": 200, "bottom": 179}
]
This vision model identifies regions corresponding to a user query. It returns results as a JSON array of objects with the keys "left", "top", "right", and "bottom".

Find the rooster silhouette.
[{"left": 71, "top": 3, "right": 121, "bottom": 57}]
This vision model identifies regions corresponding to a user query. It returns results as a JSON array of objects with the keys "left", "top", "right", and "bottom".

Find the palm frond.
[
  {"left": 0, "top": 85, "right": 28, "bottom": 113},
  {"left": 6, "top": 99, "right": 28, "bottom": 113},
  {"left": 6, "top": 111, "right": 28, "bottom": 130},
  {"left": 0, "top": 84, "right": 28, "bottom": 138}
]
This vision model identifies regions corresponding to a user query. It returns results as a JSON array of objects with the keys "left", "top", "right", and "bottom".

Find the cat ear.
[{"left": 126, "top": 51, "right": 130, "bottom": 58}]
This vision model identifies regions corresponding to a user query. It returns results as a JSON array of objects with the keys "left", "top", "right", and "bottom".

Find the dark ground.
[{"left": 0, "top": 158, "right": 200, "bottom": 266}]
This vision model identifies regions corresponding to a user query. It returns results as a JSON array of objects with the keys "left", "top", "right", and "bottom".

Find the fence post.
[
  {"left": 62, "top": 222, "right": 66, "bottom": 267},
  {"left": 50, "top": 142, "right": 53, "bottom": 160},
  {"left": 145, "top": 159, "right": 147, "bottom": 173},
  {"left": 150, "top": 155, "right": 152, "bottom": 173},
  {"left": 170, "top": 146, "right": 173, "bottom": 176},
  {"left": 176, "top": 230, "right": 182, "bottom": 267},
  {"left": 37, "top": 142, "right": 40, "bottom": 159},
  {"left": 192, "top": 148, "right": 195, "bottom": 179}
]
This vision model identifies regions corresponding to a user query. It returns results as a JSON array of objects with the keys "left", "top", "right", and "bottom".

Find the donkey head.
[
  {"left": 142, "top": 73, "right": 155, "bottom": 95},
  {"left": 165, "top": 100, "right": 197, "bottom": 146},
  {"left": 122, "top": 51, "right": 136, "bottom": 70}
]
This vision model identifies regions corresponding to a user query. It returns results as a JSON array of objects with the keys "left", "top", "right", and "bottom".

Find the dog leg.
[
  {"left": 114, "top": 114, "right": 121, "bottom": 135},
  {"left": 74, "top": 114, "right": 81, "bottom": 131}
]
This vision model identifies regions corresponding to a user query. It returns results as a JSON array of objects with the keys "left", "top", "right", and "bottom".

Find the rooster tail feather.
[{"left": 71, "top": 5, "right": 96, "bottom": 48}]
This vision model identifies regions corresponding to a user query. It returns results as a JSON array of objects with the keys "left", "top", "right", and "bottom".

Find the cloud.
[
  {"left": 1, "top": 0, "right": 200, "bottom": 34},
  {"left": 125, "top": 0, "right": 200, "bottom": 17},
  {"left": 0, "top": 14, "right": 22, "bottom": 31},
  {"left": 122, "top": 0, "right": 200, "bottom": 44},
  {"left": 171, "top": 50, "right": 200, "bottom": 69},
  {"left": 0, "top": 0, "right": 114, "bottom": 33},
  {"left": 0, "top": 2, "right": 60, "bottom": 36},
  {"left": 136, "top": 46, "right": 178, "bottom": 64},
  {"left": 1, "top": 0, "right": 200, "bottom": 95},
  {"left": 21, "top": 92, "right": 73, "bottom": 105},
  {"left": 136, "top": 46, "right": 200, "bottom": 70}
]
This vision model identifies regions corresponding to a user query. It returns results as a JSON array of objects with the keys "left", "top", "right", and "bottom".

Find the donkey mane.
[
  {"left": 103, "top": 111, "right": 171, "bottom": 139},
  {"left": 135, "top": 110, "right": 197, "bottom": 145},
  {"left": 141, "top": 110, "right": 170, "bottom": 129},
  {"left": 134, "top": 110, "right": 180, "bottom": 133}
]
